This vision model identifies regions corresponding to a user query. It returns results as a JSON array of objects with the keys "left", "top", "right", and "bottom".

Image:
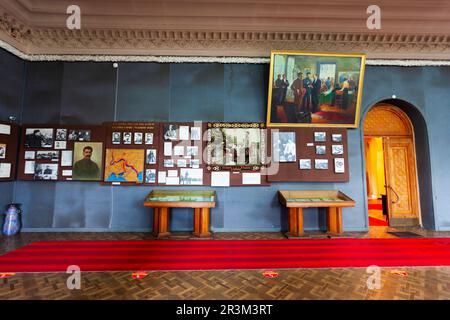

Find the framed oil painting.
[{"left": 266, "top": 50, "right": 366, "bottom": 128}]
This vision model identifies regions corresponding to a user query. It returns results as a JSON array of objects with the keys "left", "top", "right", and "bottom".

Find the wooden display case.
[{"left": 278, "top": 190, "right": 355, "bottom": 236}]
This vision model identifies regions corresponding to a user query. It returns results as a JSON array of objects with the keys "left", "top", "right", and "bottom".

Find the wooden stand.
[
  {"left": 193, "top": 208, "right": 211, "bottom": 238},
  {"left": 144, "top": 190, "right": 216, "bottom": 238},
  {"left": 279, "top": 190, "right": 355, "bottom": 237}
]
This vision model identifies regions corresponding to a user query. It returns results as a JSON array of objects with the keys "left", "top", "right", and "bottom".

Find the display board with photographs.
[
  {"left": 0, "top": 121, "right": 20, "bottom": 181},
  {"left": 205, "top": 122, "right": 268, "bottom": 186},
  {"left": 267, "top": 127, "right": 349, "bottom": 182},
  {"left": 18, "top": 124, "right": 105, "bottom": 181},
  {"left": 103, "top": 122, "right": 159, "bottom": 185},
  {"left": 158, "top": 122, "right": 206, "bottom": 186}
]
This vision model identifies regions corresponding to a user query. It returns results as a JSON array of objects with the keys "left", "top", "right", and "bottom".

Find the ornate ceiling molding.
[{"left": 1, "top": 7, "right": 450, "bottom": 62}]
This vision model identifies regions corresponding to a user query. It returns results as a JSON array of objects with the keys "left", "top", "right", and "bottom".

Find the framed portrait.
[
  {"left": 123, "top": 132, "right": 132, "bottom": 144},
  {"left": 145, "top": 169, "right": 156, "bottom": 183},
  {"left": 146, "top": 149, "right": 157, "bottom": 165},
  {"left": 112, "top": 132, "right": 121, "bottom": 144},
  {"left": 266, "top": 50, "right": 366, "bottom": 127},
  {"left": 272, "top": 131, "right": 296, "bottom": 162},
  {"left": 145, "top": 133, "right": 153, "bottom": 144},
  {"left": 134, "top": 132, "right": 143, "bottom": 144},
  {"left": 164, "top": 124, "right": 179, "bottom": 140},
  {"left": 0, "top": 143, "right": 5, "bottom": 159},
  {"left": 72, "top": 142, "right": 103, "bottom": 181}
]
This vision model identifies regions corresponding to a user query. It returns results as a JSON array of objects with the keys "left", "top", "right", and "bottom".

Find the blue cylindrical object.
[{"left": 2, "top": 203, "right": 22, "bottom": 236}]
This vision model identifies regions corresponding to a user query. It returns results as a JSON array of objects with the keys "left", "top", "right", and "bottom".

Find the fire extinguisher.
[{"left": 2, "top": 203, "right": 22, "bottom": 236}]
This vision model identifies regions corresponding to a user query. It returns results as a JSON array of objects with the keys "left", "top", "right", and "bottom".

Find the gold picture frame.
[{"left": 266, "top": 50, "right": 366, "bottom": 128}]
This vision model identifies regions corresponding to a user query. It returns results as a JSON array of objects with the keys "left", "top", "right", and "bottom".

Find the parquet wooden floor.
[{"left": 1, "top": 227, "right": 450, "bottom": 300}]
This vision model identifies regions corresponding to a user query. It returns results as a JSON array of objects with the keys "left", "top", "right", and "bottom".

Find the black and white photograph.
[
  {"left": 332, "top": 144, "right": 344, "bottom": 155},
  {"left": 145, "top": 169, "right": 156, "bottom": 183},
  {"left": 272, "top": 131, "right": 296, "bottom": 162},
  {"left": 134, "top": 132, "right": 143, "bottom": 144},
  {"left": 25, "top": 128, "right": 53, "bottom": 148},
  {"left": 180, "top": 168, "right": 203, "bottom": 185},
  {"left": 332, "top": 134, "right": 343, "bottom": 142},
  {"left": 334, "top": 158, "right": 345, "bottom": 173},
  {"left": 145, "top": 133, "right": 153, "bottom": 144},
  {"left": 34, "top": 163, "right": 58, "bottom": 180},
  {"left": 24, "top": 160, "right": 35, "bottom": 174},
  {"left": 36, "top": 150, "right": 59, "bottom": 161},
  {"left": 112, "top": 132, "right": 121, "bottom": 144},
  {"left": 190, "top": 127, "right": 201, "bottom": 141},
  {"left": 186, "top": 146, "right": 198, "bottom": 157},
  {"left": 24, "top": 151, "right": 35, "bottom": 160},
  {"left": 173, "top": 145, "right": 184, "bottom": 156},
  {"left": 210, "top": 128, "right": 261, "bottom": 166},
  {"left": 316, "top": 145, "right": 326, "bottom": 155},
  {"left": 54, "top": 141, "right": 67, "bottom": 149},
  {"left": 164, "top": 124, "right": 178, "bottom": 140},
  {"left": 0, "top": 144, "right": 5, "bottom": 159},
  {"left": 179, "top": 126, "right": 190, "bottom": 140},
  {"left": 315, "top": 159, "right": 329, "bottom": 170},
  {"left": 68, "top": 130, "right": 91, "bottom": 141},
  {"left": 123, "top": 132, "right": 132, "bottom": 144},
  {"left": 163, "top": 159, "right": 174, "bottom": 167},
  {"left": 190, "top": 159, "right": 200, "bottom": 168},
  {"left": 314, "top": 132, "right": 327, "bottom": 142},
  {"left": 55, "top": 129, "right": 67, "bottom": 141},
  {"left": 299, "top": 159, "right": 312, "bottom": 170},
  {"left": 177, "top": 159, "right": 187, "bottom": 167},
  {"left": 146, "top": 149, "right": 156, "bottom": 165}
]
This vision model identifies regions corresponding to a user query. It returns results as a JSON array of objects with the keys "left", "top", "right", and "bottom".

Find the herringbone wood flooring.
[{"left": 1, "top": 228, "right": 450, "bottom": 300}]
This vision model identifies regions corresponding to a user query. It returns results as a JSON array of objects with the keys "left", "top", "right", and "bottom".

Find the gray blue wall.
[{"left": 0, "top": 49, "right": 449, "bottom": 231}]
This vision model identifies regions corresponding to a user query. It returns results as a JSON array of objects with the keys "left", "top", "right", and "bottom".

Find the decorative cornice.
[{"left": 1, "top": 8, "right": 450, "bottom": 63}]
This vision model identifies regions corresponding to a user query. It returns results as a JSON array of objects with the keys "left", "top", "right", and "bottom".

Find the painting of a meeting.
[{"left": 266, "top": 51, "right": 366, "bottom": 127}]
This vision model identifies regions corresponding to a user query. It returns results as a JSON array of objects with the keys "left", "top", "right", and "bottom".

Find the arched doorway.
[{"left": 363, "top": 103, "right": 421, "bottom": 227}]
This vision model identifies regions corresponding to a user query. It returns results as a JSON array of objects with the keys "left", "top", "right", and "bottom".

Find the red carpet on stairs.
[
  {"left": 369, "top": 217, "right": 389, "bottom": 226},
  {"left": 1, "top": 238, "right": 450, "bottom": 272}
]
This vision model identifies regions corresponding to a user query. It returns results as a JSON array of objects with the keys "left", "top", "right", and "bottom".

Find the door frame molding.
[{"left": 362, "top": 103, "right": 422, "bottom": 227}]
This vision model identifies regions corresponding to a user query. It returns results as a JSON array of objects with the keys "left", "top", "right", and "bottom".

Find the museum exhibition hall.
[{"left": 0, "top": 0, "right": 450, "bottom": 304}]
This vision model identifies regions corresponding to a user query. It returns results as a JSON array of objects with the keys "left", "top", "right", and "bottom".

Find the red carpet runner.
[{"left": 1, "top": 238, "right": 450, "bottom": 272}]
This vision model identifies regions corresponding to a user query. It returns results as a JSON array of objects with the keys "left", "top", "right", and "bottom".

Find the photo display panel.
[
  {"left": 267, "top": 127, "right": 349, "bottom": 182},
  {"left": 103, "top": 122, "right": 160, "bottom": 186},
  {"left": 205, "top": 122, "right": 269, "bottom": 186},
  {"left": 157, "top": 122, "right": 207, "bottom": 186},
  {"left": 18, "top": 124, "right": 105, "bottom": 181},
  {"left": 0, "top": 121, "right": 20, "bottom": 181}
]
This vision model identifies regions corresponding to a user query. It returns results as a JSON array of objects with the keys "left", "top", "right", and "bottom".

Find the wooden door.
[{"left": 383, "top": 137, "right": 420, "bottom": 226}]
